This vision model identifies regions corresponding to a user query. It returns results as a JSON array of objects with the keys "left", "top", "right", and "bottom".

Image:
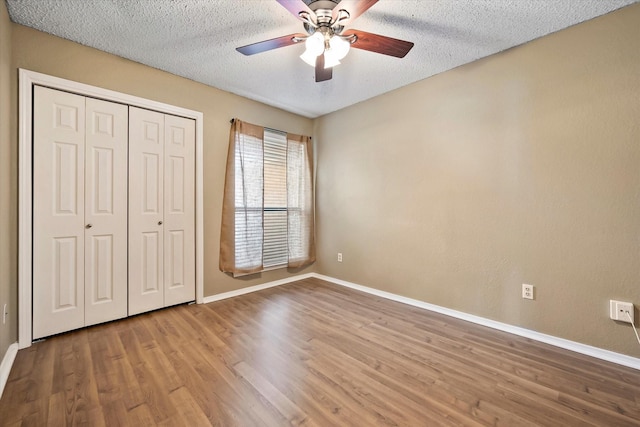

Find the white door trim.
[{"left": 18, "top": 69, "right": 205, "bottom": 348}]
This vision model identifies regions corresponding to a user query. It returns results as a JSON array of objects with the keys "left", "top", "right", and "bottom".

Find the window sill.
[{"left": 232, "top": 263, "right": 288, "bottom": 278}]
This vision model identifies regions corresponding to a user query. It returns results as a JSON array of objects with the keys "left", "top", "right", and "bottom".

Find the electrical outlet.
[
  {"left": 610, "top": 300, "right": 634, "bottom": 324},
  {"left": 522, "top": 284, "right": 534, "bottom": 300},
  {"left": 337, "top": 253, "right": 343, "bottom": 263},
  {"left": 2, "top": 304, "right": 6, "bottom": 325}
]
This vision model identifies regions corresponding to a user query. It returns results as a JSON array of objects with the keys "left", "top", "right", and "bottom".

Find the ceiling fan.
[{"left": 236, "top": 0, "right": 415, "bottom": 82}]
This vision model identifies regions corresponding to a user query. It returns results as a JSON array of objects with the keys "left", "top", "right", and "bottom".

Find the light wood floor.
[{"left": 1, "top": 278, "right": 640, "bottom": 426}]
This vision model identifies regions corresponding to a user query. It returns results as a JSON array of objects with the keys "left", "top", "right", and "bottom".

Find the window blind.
[
  {"left": 263, "top": 129, "right": 288, "bottom": 268},
  {"left": 233, "top": 131, "right": 263, "bottom": 270}
]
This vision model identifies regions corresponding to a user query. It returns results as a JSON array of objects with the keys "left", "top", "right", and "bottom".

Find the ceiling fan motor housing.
[
  {"left": 304, "top": 0, "right": 347, "bottom": 35},
  {"left": 309, "top": 0, "right": 339, "bottom": 13}
]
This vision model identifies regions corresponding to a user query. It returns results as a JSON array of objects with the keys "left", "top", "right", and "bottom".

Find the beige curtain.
[
  {"left": 286, "top": 133, "right": 315, "bottom": 268},
  {"left": 220, "top": 119, "right": 315, "bottom": 274},
  {"left": 220, "top": 119, "right": 265, "bottom": 274}
]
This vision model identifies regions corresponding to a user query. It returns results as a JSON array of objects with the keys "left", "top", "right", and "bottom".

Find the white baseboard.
[
  {"left": 202, "top": 273, "right": 315, "bottom": 304},
  {"left": 0, "top": 342, "right": 18, "bottom": 399},
  {"left": 201, "top": 272, "right": 640, "bottom": 370},
  {"left": 313, "top": 274, "right": 640, "bottom": 371}
]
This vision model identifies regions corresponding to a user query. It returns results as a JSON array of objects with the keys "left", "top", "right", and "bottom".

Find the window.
[{"left": 220, "top": 119, "right": 315, "bottom": 275}]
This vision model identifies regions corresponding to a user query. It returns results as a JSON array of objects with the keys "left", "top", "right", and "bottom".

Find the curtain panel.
[{"left": 220, "top": 119, "right": 315, "bottom": 275}]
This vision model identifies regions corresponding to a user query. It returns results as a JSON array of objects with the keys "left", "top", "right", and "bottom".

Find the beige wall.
[
  {"left": 315, "top": 4, "right": 640, "bottom": 357},
  {"left": 0, "top": 0, "right": 16, "bottom": 360},
  {"left": 8, "top": 24, "right": 316, "bottom": 310}
]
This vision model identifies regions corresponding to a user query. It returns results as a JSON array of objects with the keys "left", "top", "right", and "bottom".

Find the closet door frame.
[{"left": 18, "top": 69, "right": 205, "bottom": 348}]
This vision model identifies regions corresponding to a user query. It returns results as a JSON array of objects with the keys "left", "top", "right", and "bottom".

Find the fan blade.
[
  {"left": 315, "top": 54, "right": 333, "bottom": 82},
  {"left": 276, "top": 0, "right": 314, "bottom": 21},
  {"left": 237, "top": 34, "right": 305, "bottom": 56},
  {"left": 332, "top": 0, "right": 378, "bottom": 26},
  {"left": 345, "top": 29, "right": 414, "bottom": 58}
]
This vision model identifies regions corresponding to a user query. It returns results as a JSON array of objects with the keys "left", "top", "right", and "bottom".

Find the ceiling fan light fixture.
[
  {"left": 329, "top": 35, "right": 350, "bottom": 60},
  {"left": 300, "top": 50, "right": 319, "bottom": 67},
  {"left": 323, "top": 49, "right": 341, "bottom": 68},
  {"left": 304, "top": 31, "right": 324, "bottom": 56}
]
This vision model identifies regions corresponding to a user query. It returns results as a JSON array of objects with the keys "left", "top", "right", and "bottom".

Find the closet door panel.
[
  {"left": 164, "top": 115, "right": 196, "bottom": 306},
  {"left": 129, "top": 107, "right": 165, "bottom": 315},
  {"left": 33, "top": 86, "right": 86, "bottom": 339},
  {"left": 84, "top": 98, "right": 128, "bottom": 326}
]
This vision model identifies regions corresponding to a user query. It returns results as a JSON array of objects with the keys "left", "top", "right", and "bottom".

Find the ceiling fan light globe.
[
  {"left": 329, "top": 35, "right": 350, "bottom": 60},
  {"left": 304, "top": 32, "right": 325, "bottom": 56},
  {"left": 300, "top": 51, "right": 318, "bottom": 67},
  {"left": 323, "top": 50, "right": 341, "bottom": 69}
]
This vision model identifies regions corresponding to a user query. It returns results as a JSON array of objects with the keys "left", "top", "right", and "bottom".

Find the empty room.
[{"left": 1, "top": 0, "right": 639, "bottom": 425}]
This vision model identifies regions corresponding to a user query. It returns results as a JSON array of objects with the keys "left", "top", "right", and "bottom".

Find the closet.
[{"left": 32, "top": 86, "right": 195, "bottom": 339}]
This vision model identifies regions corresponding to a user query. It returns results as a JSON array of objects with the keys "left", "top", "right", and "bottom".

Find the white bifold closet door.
[
  {"left": 128, "top": 107, "right": 195, "bottom": 315},
  {"left": 33, "top": 86, "right": 128, "bottom": 339}
]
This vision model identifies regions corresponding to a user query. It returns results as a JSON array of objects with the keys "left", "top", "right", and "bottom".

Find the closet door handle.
[
  {"left": 85, "top": 224, "right": 92, "bottom": 229},
  {"left": 158, "top": 221, "right": 163, "bottom": 225}
]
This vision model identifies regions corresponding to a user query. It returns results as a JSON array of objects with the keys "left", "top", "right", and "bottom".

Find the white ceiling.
[{"left": 5, "top": 0, "right": 638, "bottom": 118}]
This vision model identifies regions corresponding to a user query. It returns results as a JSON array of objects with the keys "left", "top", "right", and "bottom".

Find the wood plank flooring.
[{"left": 1, "top": 277, "right": 640, "bottom": 426}]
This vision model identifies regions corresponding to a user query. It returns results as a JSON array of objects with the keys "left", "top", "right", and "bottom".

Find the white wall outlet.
[
  {"left": 522, "top": 284, "right": 534, "bottom": 300},
  {"left": 609, "top": 300, "right": 634, "bottom": 324},
  {"left": 337, "top": 252, "right": 343, "bottom": 263}
]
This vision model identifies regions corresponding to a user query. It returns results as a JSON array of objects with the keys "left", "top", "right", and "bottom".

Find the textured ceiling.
[{"left": 5, "top": 0, "right": 638, "bottom": 118}]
